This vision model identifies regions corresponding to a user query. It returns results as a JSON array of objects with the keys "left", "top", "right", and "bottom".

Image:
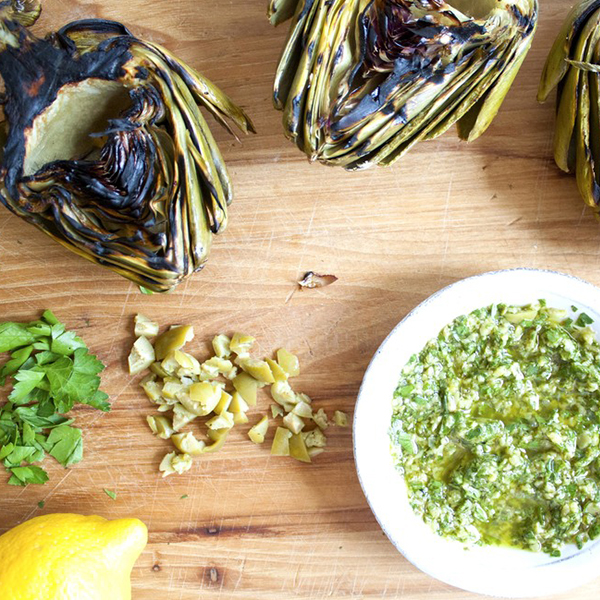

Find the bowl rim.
[{"left": 353, "top": 267, "right": 600, "bottom": 597}]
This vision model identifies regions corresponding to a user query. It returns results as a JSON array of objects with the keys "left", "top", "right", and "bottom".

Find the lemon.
[{"left": 0, "top": 513, "right": 148, "bottom": 600}]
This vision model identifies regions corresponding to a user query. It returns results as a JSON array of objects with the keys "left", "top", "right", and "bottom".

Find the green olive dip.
[{"left": 390, "top": 301, "right": 600, "bottom": 556}]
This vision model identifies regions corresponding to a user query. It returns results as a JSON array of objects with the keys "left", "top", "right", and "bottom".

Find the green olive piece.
[
  {"left": 159, "top": 451, "right": 177, "bottom": 477},
  {"left": 161, "top": 377, "right": 187, "bottom": 400},
  {"left": 140, "top": 375, "right": 163, "bottom": 403},
  {"left": 303, "top": 428, "right": 327, "bottom": 448},
  {"left": 333, "top": 410, "right": 349, "bottom": 427},
  {"left": 202, "top": 357, "right": 234, "bottom": 377},
  {"left": 212, "top": 334, "right": 232, "bottom": 358},
  {"left": 154, "top": 325, "right": 195, "bottom": 360},
  {"left": 307, "top": 447, "right": 324, "bottom": 459},
  {"left": 172, "top": 350, "right": 201, "bottom": 374},
  {"left": 171, "top": 453, "right": 193, "bottom": 475},
  {"left": 266, "top": 358, "right": 287, "bottom": 382},
  {"left": 277, "top": 348, "right": 300, "bottom": 377},
  {"left": 172, "top": 404, "right": 198, "bottom": 431},
  {"left": 271, "top": 404, "right": 284, "bottom": 418},
  {"left": 232, "top": 372, "right": 258, "bottom": 406},
  {"left": 271, "top": 427, "right": 292, "bottom": 456},
  {"left": 134, "top": 314, "right": 159, "bottom": 337},
  {"left": 186, "top": 381, "right": 222, "bottom": 414},
  {"left": 128, "top": 336, "right": 156, "bottom": 374},
  {"left": 206, "top": 411, "right": 234, "bottom": 430},
  {"left": 147, "top": 415, "right": 174, "bottom": 440},
  {"left": 271, "top": 380, "right": 297, "bottom": 407},
  {"left": 150, "top": 361, "right": 170, "bottom": 378},
  {"left": 312, "top": 408, "right": 329, "bottom": 430},
  {"left": 230, "top": 332, "right": 255, "bottom": 356},
  {"left": 240, "top": 358, "right": 275, "bottom": 383},
  {"left": 289, "top": 433, "right": 311, "bottom": 463},
  {"left": 248, "top": 415, "right": 269, "bottom": 444},
  {"left": 203, "top": 427, "right": 229, "bottom": 453},
  {"left": 505, "top": 310, "right": 539, "bottom": 324},
  {"left": 159, "top": 451, "right": 192, "bottom": 477},
  {"left": 214, "top": 390, "right": 233, "bottom": 414},
  {"left": 172, "top": 432, "right": 205, "bottom": 456},
  {"left": 229, "top": 392, "right": 249, "bottom": 424},
  {"left": 292, "top": 401, "right": 312, "bottom": 419},
  {"left": 160, "top": 353, "right": 180, "bottom": 376},
  {"left": 296, "top": 392, "right": 312, "bottom": 404},
  {"left": 283, "top": 412, "right": 305, "bottom": 435}
]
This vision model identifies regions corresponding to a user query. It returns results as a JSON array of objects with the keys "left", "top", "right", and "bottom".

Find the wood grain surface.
[{"left": 0, "top": 0, "right": 599, "bottom": 598}]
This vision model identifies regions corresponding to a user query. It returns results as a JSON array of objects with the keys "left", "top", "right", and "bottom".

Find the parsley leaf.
[
  {"left": 0, "top": 322, "right": 36, "bottom": 353},
  {"left": 0, "top": 311, "right": 109, "bottom": 486},
  {"left": 576, "top": 312, "right": 594, "bottom": 327},
  {"left": 104, "top": 489, "right": 117, "bottom": 500},
  {"left": 8, "top": 466, "right": 49, "bottom": 486},
  {"left": 44, "top": 425, "right": 83, "bottom": 467},
  {"left": 8, "top": 369, "right": 45, "bottom": 404}
]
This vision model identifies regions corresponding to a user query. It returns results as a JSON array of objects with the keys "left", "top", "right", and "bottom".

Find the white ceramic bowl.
[{"left": 354, "top": 269, "right": 600, "bottom": 597}]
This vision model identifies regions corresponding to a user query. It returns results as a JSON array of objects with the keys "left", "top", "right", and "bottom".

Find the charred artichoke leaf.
[
  {"left": 539, "top": 1, "right": 600, "bottom": 210},
  {"left": 271, "top": 0, "right": 538, "bottom": 170},
  {"left": 0, "top": 1, "right": 254, "bottom": 292}
]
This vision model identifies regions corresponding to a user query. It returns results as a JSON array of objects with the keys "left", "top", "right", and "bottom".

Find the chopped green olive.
[
  {"left": 147, "top": 415, "right": 174, "bottom": 440},
  {"left": 203, "top": 428, "right": 229, "bottom": 453},
  {"left": 172, "top": 404, "right": 197, "bottom": 431},
  {"left": 292, "top": 401, "right": 312, "bottom": 419},
  {"left": 140, "top": 374, "right": 162, "bottom": 403},
  {"left": 214, "top": 390, "right": 233, "bottom": 414},
  {"left": 230, "top": 332, "right": 255, "bottom": 356},
  {"left": 159, "top": 451, "right": 192, "bottom": 477},
  {"left": 134, "top": 314, "right": 160, "bottom": 337},
  {"left": 312, "top": 408, "right": 329, "bottom": 430},
  {"left": 266, "top": 358, "right": 288, "bottom": 382},
  {"left": 212, "top": 334, "right": 231, "bottom": 358},
  {"left": 289, "top": 433, "right": 311, "bottom": 463},
  {"left": 206, "top": 411, "right": 234, "bottom": 430},
  {"left": 172, "top": 432, "right": 205, "bottom": 456},
  {"left": 232, "top": 372, "right": 258, "bottom": 406},
  {"left": 504, "top": 310, "right": 539, "bottom": 324},
  {"left": 333, "top": 411, "right": 349, "bottom": 427},
  {"left": 248, "top": 415, "right": 269, "bottom": 444},
  {"left": 283, "top": 412, "right": 305, "bottom": 434},
  {"left": 161, "top": 377, "right": 187, "bottom": 400},
  {"left": 172, "top": 350, "right": 201, "bottom": 374},
  {"left": 271, "top": 427, "right": 292, "bottom": 456},
  {"left": 277, "top": 348, "right": 300, "bottom": 377},
  {"left": 240, "top": 358, "right": 275, "bottom": 384},
  {"left": 303, "top": 428, "right": 327, "bottom": 448},
  {"left": 150, "top": 361, "right": 169, "bottom": 378},
  {"left": 307, "top": 447, "right": 324, "bottom": 459},
  {"left": 271, "top": 381, "right": 296, "bottom": 407},
  {"left": 186, "top": 381, "right": 222, "bottom": 415},
  {"left": 271, "top": 404, "right": 284, "bottom": 418},
  {"left": 154, "top": 325, "right": 194, "bottom": 360},
  {"left": 128, "top": 336, "right": 156, "bottom": 374}
]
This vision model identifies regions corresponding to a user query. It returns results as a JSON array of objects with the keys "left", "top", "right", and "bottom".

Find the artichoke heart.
[
  {"left": 538, "top": 1, "right": 600, "bottom": 210},
  {"left": 269, "top": 0, "right": 538, "bottom": 169},
  {"left": 0, "top": 1, "right": 254, "bottom": 292}
]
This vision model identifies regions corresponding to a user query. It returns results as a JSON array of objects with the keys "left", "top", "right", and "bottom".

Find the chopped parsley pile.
[
  {"left": 391, "top": 301, "right": 600, "bottom": 556},
  {"left": 0, "top": 310, "right": 109, "bottom": 485}
]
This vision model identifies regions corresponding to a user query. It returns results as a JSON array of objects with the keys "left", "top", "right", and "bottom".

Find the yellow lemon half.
[{"left": 0, "top": 513, "right": 148, "bottom": 600}]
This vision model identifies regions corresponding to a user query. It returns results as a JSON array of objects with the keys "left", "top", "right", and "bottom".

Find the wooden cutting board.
[{"left": 0, "top": 0, "right": 599, "bottom": 598}]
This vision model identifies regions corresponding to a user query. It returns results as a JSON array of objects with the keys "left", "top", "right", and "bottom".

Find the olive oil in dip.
[{"left": 390, "top": 301, "right": 600, "bottom": 556}]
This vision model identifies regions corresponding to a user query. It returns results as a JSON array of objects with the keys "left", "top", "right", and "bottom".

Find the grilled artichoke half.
[
  {"left": 538, "top": 1, "right": 600, "bottom": 210},
  {"left": 0, "top": 1, "right": 254, "bottom": 292},
  {"left": 269, "top": 0, "right": 538, "bottom": 170}
]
